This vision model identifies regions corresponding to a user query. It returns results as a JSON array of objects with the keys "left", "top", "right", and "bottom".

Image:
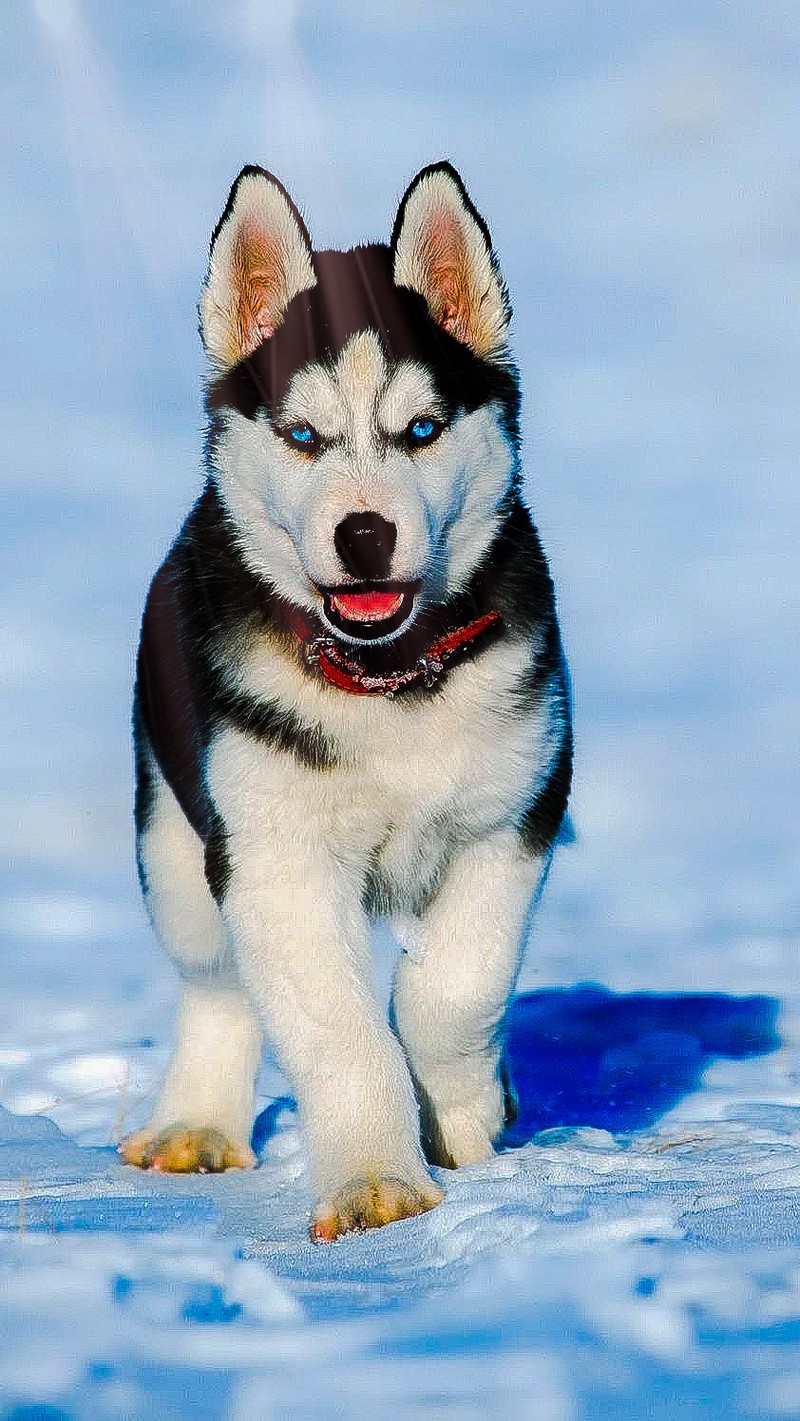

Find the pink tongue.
[{"left": 331, "top": 590, "right": 404, "bottom": 623}]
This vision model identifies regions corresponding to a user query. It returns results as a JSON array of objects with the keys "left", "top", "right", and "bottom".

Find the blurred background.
[{"left": 2, "top": 0, "right": 800, "bottom": 1127}]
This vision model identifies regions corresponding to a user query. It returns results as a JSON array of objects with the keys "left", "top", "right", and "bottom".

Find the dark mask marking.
[{"left": 206, "top": 244, "right": 520, "bottom": 447}]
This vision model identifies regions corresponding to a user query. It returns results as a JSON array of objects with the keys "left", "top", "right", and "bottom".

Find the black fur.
[
  {"left": 135, "top": 558, "right": 212, "bottom": 842},
  {"left": 136, "top": 169, "right": 572, "bottom": 899},
  {"left": 132, "top": 692, "right": 156, "bottom": 892},
  {"left": 511, "top": 616, "right": 568, "bottom": 712},
  {"left": 211, "top": 684, "right": 340, "bottom": 771},
  {"left": 135, "top": 478, "right": 572, "bottom": 877},
  {"left": 204, "top": 812, "right": 231, "bottom": 906},
  {"left": 206, "top": 244, "right": 521, "bottom": 450},
  {"left": 134, "top": 483, "right": 342, "bottom": 888},
  {"left": 518, "top": 727, "right": 574, "bottom": 857}
]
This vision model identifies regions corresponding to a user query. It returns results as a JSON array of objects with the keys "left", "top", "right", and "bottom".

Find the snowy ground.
[
  {"left": 1, "top": 990, "right": 799, "bottom": 1420},
  {"left": 3, "top": 1, "right": 800, "bottom": 1417}
]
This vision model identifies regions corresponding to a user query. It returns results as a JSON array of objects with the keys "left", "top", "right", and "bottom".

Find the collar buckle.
[
  {"left": 305, "top": 636, "right": 333, "bottom": 668},
  {"left": 418, "top": 654, "right": 445, "bottom": 688}
]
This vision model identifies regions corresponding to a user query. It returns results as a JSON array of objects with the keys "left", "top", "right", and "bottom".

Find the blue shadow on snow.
[
  {"left": 498, "top": 984, "right": 780, "bottom": 1146},
  {"left": 250, "top": 986, "right": 780, "bottom": 1155}
]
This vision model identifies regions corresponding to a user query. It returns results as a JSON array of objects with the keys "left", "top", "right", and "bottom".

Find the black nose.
[{"left": 333, "top": 512, "right": 397, "bottom": 581}]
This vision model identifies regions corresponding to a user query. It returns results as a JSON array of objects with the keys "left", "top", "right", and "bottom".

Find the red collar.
[{"left": 284, "top": 605, "right": 504, "bottom": 697}]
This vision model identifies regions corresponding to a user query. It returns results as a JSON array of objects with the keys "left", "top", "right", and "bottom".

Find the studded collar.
[{"left": 283, "top": 604, "right": 504, "bottom": 698}]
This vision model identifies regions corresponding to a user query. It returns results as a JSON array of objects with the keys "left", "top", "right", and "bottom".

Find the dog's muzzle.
[{"left": 324, "top": 511, "right": 417, "bottom": 640}]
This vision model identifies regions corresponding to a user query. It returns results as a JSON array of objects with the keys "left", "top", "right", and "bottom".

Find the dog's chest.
[
  {"left": 324, "top": 653, "right": 546, "bottom": 911},
  {"left": 232, "top": 631, "right": 548, "bottom": 913}
]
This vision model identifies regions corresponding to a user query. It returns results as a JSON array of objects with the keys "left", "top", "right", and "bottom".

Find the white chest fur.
[{"left": 207, "top": 628, "right": 555, "bottom": 915}]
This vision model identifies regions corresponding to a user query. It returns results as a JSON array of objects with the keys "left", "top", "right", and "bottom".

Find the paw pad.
[{"left": 119, "top": 1125, "right": 255, "bottom": 1174}]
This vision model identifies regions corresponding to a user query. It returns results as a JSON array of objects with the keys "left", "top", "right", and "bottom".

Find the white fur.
[
  {"left": 196, "top": 622, "right": 560, "bottom": 1194},
  {"left": 136, "top": 168, "right": 564, "bottom": 1218},
  {"left": 393, "top": 167, "right": 509, "bottom": 358},
  {"left": 205, "top": 725, "right": 432, "bottom": 1200},
  {"left": 137, "top": 617, "right": 559, "bottom": 1195},
  {"left": 391, "top": 830, "right": 546, "bottom": 1165},
  {"left": 232, "top": 627, "right": 554, "bottom": 856},
  {"left": 200, "top": 170, "right": 316, "bottom": 370},
  {"left": 209, "top": 330, "right": 517, "bottom": 635},
  {"left": 138, "top": 755, "right": 262, "bottom": 1151}
]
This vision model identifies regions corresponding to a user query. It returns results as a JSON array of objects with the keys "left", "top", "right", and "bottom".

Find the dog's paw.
[
  {"left": 432, "top": 1106, "right": 496, "bottom": 1167},
  {"left": 423, "top": 1090, "right": 507, "bottom": 1168},
  {"left": 119, "top": 1125, "right": 256, "bottom": 1174},
  {"left": 310, "top": 1175, "right": 444, "bottom": 1243},
  {"left": 421, "top": 1086, "right": 505, "bottom": 1168}
]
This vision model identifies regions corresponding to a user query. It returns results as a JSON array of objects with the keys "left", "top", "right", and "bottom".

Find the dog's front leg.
[
  {"left": 391, "top": 828, "right": 547, "bottom": 1168},
  {"left": 209, "top": 735, "right": 442, "bottom": 1240}
]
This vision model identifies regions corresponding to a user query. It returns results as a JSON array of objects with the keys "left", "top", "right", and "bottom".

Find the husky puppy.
[{"left": 121, "top": 163, "right": 572, "bottom": 1240}]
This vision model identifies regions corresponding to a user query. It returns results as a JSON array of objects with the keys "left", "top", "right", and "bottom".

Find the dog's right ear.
[
  {"left": 391, "top": 162, "right": 510, "bottom": 360},
  {"left": 199, "top": 166, "right": 316, "bottom": 370}
]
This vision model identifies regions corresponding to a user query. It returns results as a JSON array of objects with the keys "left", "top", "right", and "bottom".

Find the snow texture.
[{"left": 3, "top": 1, "right": 800, "bottom": 1417}]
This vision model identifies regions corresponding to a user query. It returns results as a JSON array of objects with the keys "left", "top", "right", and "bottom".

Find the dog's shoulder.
[{"left": 135, "top": 483, "right": 342, "bottom": 825}]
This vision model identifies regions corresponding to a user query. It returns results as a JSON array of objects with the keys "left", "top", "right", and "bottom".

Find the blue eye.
[
  {"left": 407, "top": 416, "right": 442, "bottom": 447},
  {"left": 282, "top": 422, "right": 319, "bottom": 453}
]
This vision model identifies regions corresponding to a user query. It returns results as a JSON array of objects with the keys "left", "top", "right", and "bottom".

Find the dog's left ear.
[{"left": 391, "top": 163, "right": 511, "bottom": 360}]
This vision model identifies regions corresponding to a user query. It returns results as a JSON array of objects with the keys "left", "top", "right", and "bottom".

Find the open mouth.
[{"left": 321, "top": 582, "right": 418, "bottom": 641}]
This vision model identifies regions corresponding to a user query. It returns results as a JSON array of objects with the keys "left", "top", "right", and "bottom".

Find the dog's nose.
[{"left": 334, "top": 512, "right": 397, "bottom": 581}]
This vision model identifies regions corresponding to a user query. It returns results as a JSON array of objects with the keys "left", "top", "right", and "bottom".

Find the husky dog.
[{"left": 121, "top": 163, "right": 572, "bottom": 1240}]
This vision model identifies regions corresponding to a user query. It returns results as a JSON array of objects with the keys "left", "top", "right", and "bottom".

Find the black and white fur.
[{"left": 124, "top": 163, "right": 572, "bottom": 1239}]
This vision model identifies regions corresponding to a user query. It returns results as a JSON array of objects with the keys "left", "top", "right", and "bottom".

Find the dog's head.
[{"left": 201, "top": 163, "right": 520, "bottom": 645}]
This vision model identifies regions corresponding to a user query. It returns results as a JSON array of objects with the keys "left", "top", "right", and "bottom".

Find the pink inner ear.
[
  {"left": 232, "top": 222, "right": 284, "bottom": 356},
  {"left": 418, "top": 210, "right": 471, "bottom": 342},
  {"left": 439, "top": 299, "right": 462, "bottom": 338}
]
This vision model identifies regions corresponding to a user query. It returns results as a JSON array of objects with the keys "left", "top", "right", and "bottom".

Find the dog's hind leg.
[
  {"left": 120, "top": 747, "right": 262, "bottom": 1173},
  {"left": 391, "top": 829, "right": 547, "bottom": 1168}
]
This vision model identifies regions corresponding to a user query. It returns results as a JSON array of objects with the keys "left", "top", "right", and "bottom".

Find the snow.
[
  {"left": 2, "top": 992, "right": 798, "bottom": 1419},
  {"left": 3, "top": 1045, "right": 800, "bottom": 1419},
  {"left": 3, "top": 0, "right": 800, "bottom": 1416}
]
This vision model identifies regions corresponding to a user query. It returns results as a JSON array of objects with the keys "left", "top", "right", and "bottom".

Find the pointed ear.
[
  {"left": 199, "top": 166, "right": 316, "bottom": 370},
  {"left": 391, "top": 162, "right": 511, "bottom": 360}
]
